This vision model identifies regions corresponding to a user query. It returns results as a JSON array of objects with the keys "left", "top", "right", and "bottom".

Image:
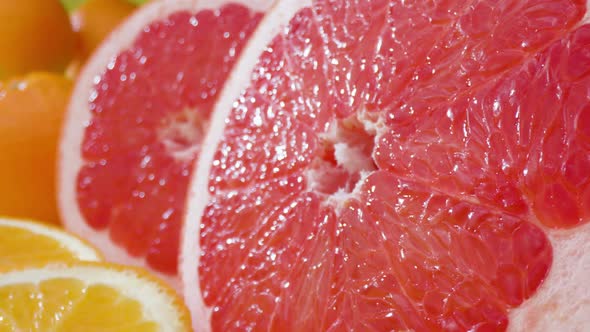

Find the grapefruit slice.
[
  {"left": 0, "top": 262, "right": 191, "bottom": 331},
  {"left": 182, "top": 0, "right": 590, "bottom": 330},
  {"left": 58, "top": 0, "right": 274, "bottom": 287}
]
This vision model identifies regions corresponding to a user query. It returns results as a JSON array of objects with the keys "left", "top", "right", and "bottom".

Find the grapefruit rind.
[
  {"left": 0, "top": 261, "right": 191, "bottom": 332},
  {"left": 0, "top": 216, "right": 102, "bottom": 264},
  {"left": 59, "top": 0, "right": 276, "bottom": 288}
]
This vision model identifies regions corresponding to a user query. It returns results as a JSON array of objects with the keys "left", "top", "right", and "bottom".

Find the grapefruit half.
[
  {"left": 182, "top": 0, "right": 590, "bottom": 330},
  {"left": 58, "top": 0, "right": 274, "bottom": 288}
]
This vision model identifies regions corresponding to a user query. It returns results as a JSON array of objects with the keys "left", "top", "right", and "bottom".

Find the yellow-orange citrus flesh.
[
  {"left": 0, "top": 217, "right": 101, "bottom": 270},
  {"left": 0, "top": 262, "right": 191, "bottom": 331}
]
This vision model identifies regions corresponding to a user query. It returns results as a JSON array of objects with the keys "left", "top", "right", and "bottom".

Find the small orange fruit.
[
  {"left": 71, "top": 0, "right": 137, "bottom": 60},
  {"left": 0, "top": 0, "right": 76, "bottom": 78},
  {"left": 0, "top": 73, "right": 72, "bottom": 224}
]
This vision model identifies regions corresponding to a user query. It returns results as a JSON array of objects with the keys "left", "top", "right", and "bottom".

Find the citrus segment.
[
  {"left": 60, "top": 0, "right": 274, "bottom": 283},
  {"left": 183, "top": 0, "right": 590, "bottom": 330},
  {"left": 0, "top": 73, "right": 72, "bottom": 224},
  {"left": 0, "top": 262, "right": 191, "bottom": 331},
  {"left": 0, "top": 217, "right": 101, "bottom": 269},
  {"left": 373, "top": 19, "right": 590, "bottom": 229}
]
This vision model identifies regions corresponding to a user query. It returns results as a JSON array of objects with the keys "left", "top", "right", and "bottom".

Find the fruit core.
[
  {"left": 158, "top": 108, "right": 207, "bottom": 162},
  {"left": 308, "top": 113, "right": 378, "bottom": 202},
  {"left": 195, "top": 0, "right": 590, "bottom": 330},
  {"left": 76, "top": 4, "right": 264, "bottom": 275}
]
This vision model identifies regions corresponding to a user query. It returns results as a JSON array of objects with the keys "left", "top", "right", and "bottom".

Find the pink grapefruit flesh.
[
  {"left": 182, "top": 0, "right": 590, "bottom": 330},
  {"left": 58, "top": 0, "right": 273, "bottom": 285}
]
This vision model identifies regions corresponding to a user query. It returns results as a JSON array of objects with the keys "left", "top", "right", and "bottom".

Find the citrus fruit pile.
[
  {"left": 1, "top": 0, "right": 590, "bottom": 331},
  {"left": 0, "top": 0, "right": 191, "bottom": 330},
  {"left": 0, "top": 0, "right": 139, "bottom": 224}
]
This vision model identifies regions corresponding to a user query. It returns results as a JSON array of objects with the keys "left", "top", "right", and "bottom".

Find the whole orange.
[
  {"left": 0, "top": 0, "right": 76, "bottom": 79},
  {"left": 71, "top": 0, "right": 137, "bottom": 60},
  {"left": 0, "top": 73, "right": 72, "bottom": 224}
]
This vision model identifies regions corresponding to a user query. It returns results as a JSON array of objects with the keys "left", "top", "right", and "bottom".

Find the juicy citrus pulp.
[
  {"left": 0, "top": 73, "right": 72, "bottom": 224},
  {"left": 0, "top": 217, "right": 101, "bottom": 270},
  {"left": 0, "top": 0, "right": 75, "bottom": 78},
  {"left": 60, "top": 0, "right": 271, "bottom": 282},
  {"left": 0, "top": 262, "right": 191, "bottom": 331},
  {"left": 182, "top": 0, "right": 590, "bottom": 330}
]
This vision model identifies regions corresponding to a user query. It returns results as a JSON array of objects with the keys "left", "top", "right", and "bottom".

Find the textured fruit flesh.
[
  {"left": 76, "top": 4, "right": 263, "bottom": 275},
  {"left": 198, "top": 0, "right": 589, "bottom": 330},
  {"left": 0, "top": 226, "right": 78, "bottom": 268},
  {"left": 0, "top": 279, "right": 157, "bottom": 330}
]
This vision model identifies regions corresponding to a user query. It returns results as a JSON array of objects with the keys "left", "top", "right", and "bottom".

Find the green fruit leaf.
[
  {"left": 61, "top": 0, "right": 146, "bottom": 11},
  {"left": 61, "top": 0, "right": 86, "bottom": 11}
]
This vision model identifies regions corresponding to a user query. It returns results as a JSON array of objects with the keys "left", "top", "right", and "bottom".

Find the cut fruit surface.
[
  {"left": 59, "top": 0, "right": 274, "bottom": 286},
  {"left": 182, "top": 0, "right": 590, "bottom": 330},
  {"left": 0, "top": 217, "right": 101, "bottom": 270},
  {"left": 0, "top": 262, "right": 191, "bottom": 331}
]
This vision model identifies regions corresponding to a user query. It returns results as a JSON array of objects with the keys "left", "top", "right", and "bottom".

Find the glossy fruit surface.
[
  {"left": 0, "top": 0, "right": 75, "bottom": 78},
  {"left": 0, "top": 217, "right": 101, "bottom": 270},
  {"left": 0, "top": 262, "right": 191, "bottom": 331},
  {"left": 182, "top": 0, "right": 590, "bottom": 330},
  {"left": 59, "top": 0, "right": 272, "bottom": 289},
  {"left": 71, "top": 0, "right": 137, "bottom": 60},
  {"left": 0, "top": 73, "right": 72, "bottom": 224}
]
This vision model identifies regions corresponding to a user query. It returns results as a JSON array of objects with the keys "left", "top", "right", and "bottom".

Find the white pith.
[
  {"left": 324, "top": 111, "right": 382, "bottom": 175},
  {"left": 0, "top": 264, "right": 186, "bottom": 332},
  {"left": 508, "top": 222, "right": 590, "bottom": 331},
  {"left": 309, "top": 108, "right": 385, "bottom": 207},
  {"left": 180, "top": 2, "right": 590, "bottom": 331},
  {"left": 180, "top": 0, "right": 311, "bottom": 330},
  {"left": 58, "top": 0, "right": 275, "bottom": 292},
  {"left": 306, "top": 147, "right": 379, "bottom": 212},
  {"left": 0, "top": 217, "right": 101, "bottom": 262},
  {"left": 333, "top": 142, "right": 374, "bottom": 173},
  {"left": 158, "top": 107, "right": 207, "bottom": 163}
]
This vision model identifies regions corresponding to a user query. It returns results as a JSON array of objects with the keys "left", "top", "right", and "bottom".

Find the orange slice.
[
  {"left": 0, "top": 217, "right": 101, "bottom": 269},
  {"left": 0, "top": 262, "right": 191, "bottom": 331}
]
